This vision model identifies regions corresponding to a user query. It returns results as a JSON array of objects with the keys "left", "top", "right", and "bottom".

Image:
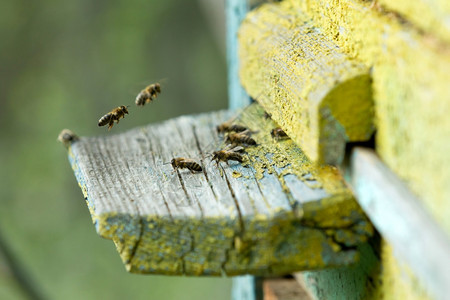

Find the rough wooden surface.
[
  {"left": 294, "top": 0, "right": 450, "bottom": 237},
  {"left": 263, "top": 278, "right": 313, "bottom": 300},
  {"left": 297, "top": 238, "right": 434, "bottom": 300},
  {"left": 238, "top": 1, "right": 374, "bottom": 165},
  {"left": 351, "top": 148, "right": 450, "bottom": 300},
  {"left": 65, "top": 103, "right": 372, "bottom": 276},
  {"left": 375, "top": 0, "right": 450, "bottom": 44}
]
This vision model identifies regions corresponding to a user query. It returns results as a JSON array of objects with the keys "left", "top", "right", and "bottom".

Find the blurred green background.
[{"left": 0, "top": 0, "right": 231, "bottom": 299}]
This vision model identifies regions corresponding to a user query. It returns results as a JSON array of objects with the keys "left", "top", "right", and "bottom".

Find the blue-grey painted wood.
[
  {"left": 231, "top": 275, "right": 262, "bottom": 300},
  {"left": 227, "top": 0, "right": 254, "bottom": 297},
  {"left": 227, "top": 0, "right": 256, "bottom": 297},
  {"left": 226, "top": 0, "right": 251, "bottom": 110},
  {"left": 351, "top": 148, "right": 450, "bottom": 300}
]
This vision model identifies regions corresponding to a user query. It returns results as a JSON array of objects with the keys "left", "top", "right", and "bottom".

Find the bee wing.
[{"left": 230, "top": 145, "right": 245, "bottom": 153}]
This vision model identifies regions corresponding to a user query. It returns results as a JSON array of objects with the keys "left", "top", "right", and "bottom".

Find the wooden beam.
[
  {"left": 226, "top": 0, "right": 251, "bottom": 110},
  {"left": 350, "top": 148, "right": 450, "bottom": 299},
  {"left": 295, "top": 0, "right": 450, "bottom": 237},
  {"left": 238, "top": 1, "right": 374, "bottom": 165},
  {"left": 63, "top": 103, "right": 372, "bottom": 276}
]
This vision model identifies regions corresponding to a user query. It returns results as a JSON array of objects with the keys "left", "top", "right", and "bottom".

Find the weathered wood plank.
[
  {"left": 64, "top": 103, "right": 372, "bottom": 276},
  {"left": 238, "top": 1, "right": 374, "bottom": 165},
  {"left": 350, "top": 148, "right": 450, "bottom": 300}
]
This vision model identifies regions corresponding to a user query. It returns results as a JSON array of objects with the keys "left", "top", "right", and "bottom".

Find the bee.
[
  {"left": 98, "top": 105, "right": 129, "bottom": 130},
  {"left": 270, "top": 127, "right": 289, "bottom": 140},
  {"left": 264, "top": 111, "right": 272, "bottom": 119},
  {"left": 216, "top": 120, "right": 248, "bottom": 134},
  {"left": 212, "top": 146, "right": 245, "bottom": 165},
  {"left": 57, "top": 129, "right": 79, "bottom": 147},
  {"left": 135, "top": 83, "right": 161, "bottom": 106},
  {"left": 225, "top": 131, "right": 257, "bottom": 146},
  {"left": 170, "top": 157, "right": 203, "bottom": 173}
]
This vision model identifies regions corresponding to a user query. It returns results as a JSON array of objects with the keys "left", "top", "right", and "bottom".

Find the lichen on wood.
[
  {"left": 238, "top": 1, "right": 374, "bottom": 165},
  {"left": 63, "top": 103, "right": 372, "bottom": 276},
  {"left": 294, "top": 0, "right": 450, "bottom": 240}
]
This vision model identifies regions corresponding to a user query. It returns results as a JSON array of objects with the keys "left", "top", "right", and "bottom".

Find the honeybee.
[
  {"left": 264, "top": 111, "right": 272, "bottom": 119},
  {"left": 212, "top": 146, "right": 245, "bottom": 165},
  {"left": 225, "top": 131, "right": 257, "bottom": 146},
  {"left": 270, "top": 127, "right": 288, "bottom": 140},
  {"left": 57, "top": 129, "right": 79, "bottom": 147},
  {"left": 216, "top": 120, "right": 248, "bottom": 134},
  {"left": 170, "top": 157, "right": 203, "bottom": 173},
  {"left": 135, "top": 83, "right": 161, "bottom": 106},
  {"left": 98, "top": 105, "right": 129, "bottom": 130}
]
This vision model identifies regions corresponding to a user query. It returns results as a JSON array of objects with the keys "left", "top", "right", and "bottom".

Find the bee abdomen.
[
  {"left": 135, "top": 92, "right": 150, "bottom": 106},
  {"left": 243, "top": 136, "right": 256, "bottom": 145},
  {"left": 230, "top": 153, "right": 244, "bottom": 162},
  {"left": 187, "top": 162, "right": 202, "bottom": 172},
  {"left": 230, "top": 125, "right": 247, "bottom": 133},
  {"left": 98, "top": 114, "right": 112, "bottom": 126}
]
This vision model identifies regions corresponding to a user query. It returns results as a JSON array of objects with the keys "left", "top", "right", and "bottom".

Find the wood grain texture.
[
  {"left": 238, "top": 1, "right": 374, "bottom": 165},
  {"left": 351, "top": 148, "right": 450, "bottom": 300},
  {"left": 295, "top": 0, "right": 450, "bottom": 237},
  {"left": 263, "top": 278, "right": 313, "bottom": 300},
  {"left": 65, "top": 103, "right": 372, "bottom": 276}
]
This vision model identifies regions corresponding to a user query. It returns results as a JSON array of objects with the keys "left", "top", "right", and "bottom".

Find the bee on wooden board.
[
  {"left": 216, "top": 120, "right": 248, "bottom": 134},
  {"left": 98, "top": 105, "right": 129, "bottom": 130},
  {"left": 225, "top": 131, "right": 257, "bottom": 146},
  {"left": 135, "top": 83, "right": 161, "bottom": 106},
  {"left": 170, "top": 157, "right": 203, "bottom": 173},
  {"left": 57, "top": 129, "right": 79, "bottom": 147},
  {"left": 271, "top": 127, "right": 289, "bottom": 140},
  {"left": 212, "top": 145, "right": 245, "bottom": 166}
]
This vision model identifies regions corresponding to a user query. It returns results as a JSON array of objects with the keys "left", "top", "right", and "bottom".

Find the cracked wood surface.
[{"left": 65, "top": 103, "right": 372, "bottom": 276}]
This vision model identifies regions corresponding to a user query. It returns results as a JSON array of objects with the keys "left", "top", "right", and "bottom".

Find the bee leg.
[{"left": 108, "top": 120, "right": 114, "bottom": 130}]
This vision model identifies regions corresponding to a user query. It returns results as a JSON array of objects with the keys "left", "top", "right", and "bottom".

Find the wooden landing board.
[
  {"left": 238, "top": 1, "right": 374, "bottom": 165},
  {"left": 64, "top": 103, "right": 372, "bottom": 276}
]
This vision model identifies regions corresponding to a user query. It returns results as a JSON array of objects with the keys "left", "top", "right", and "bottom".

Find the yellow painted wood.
[
  {"left": 244, "top": 0, "right": 450, "bottom": 236},
  {"left": 238, "top": 2, "right": 374, "bottom": 165},
  {"left": 375, "top": 0, "right": 450, "bottom": 44}
]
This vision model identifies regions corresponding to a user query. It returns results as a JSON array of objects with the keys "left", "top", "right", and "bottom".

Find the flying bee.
[
  {"left": 225, "top": 131, "right": 257, "bottom": 146},
  {"left": 98, "top": 105, "right": 129, "bottom": 130},
  {"left": 57, "top": 129, "right": 79, "bottom": 148},
  {"left": 216, "top": 120, "right": 248, "bottom": 134},
  {"left": 170, "top": 157, "right": 203, "bottom": 173},
  {"left": 212, "top": 146, "right": 245, "bottom": 165},
  {"left": 135, "top": 83, "right": 161, "bottom": 106},
  {"left": 270, "top": 127, "right": 289, "bottom": 140}
]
